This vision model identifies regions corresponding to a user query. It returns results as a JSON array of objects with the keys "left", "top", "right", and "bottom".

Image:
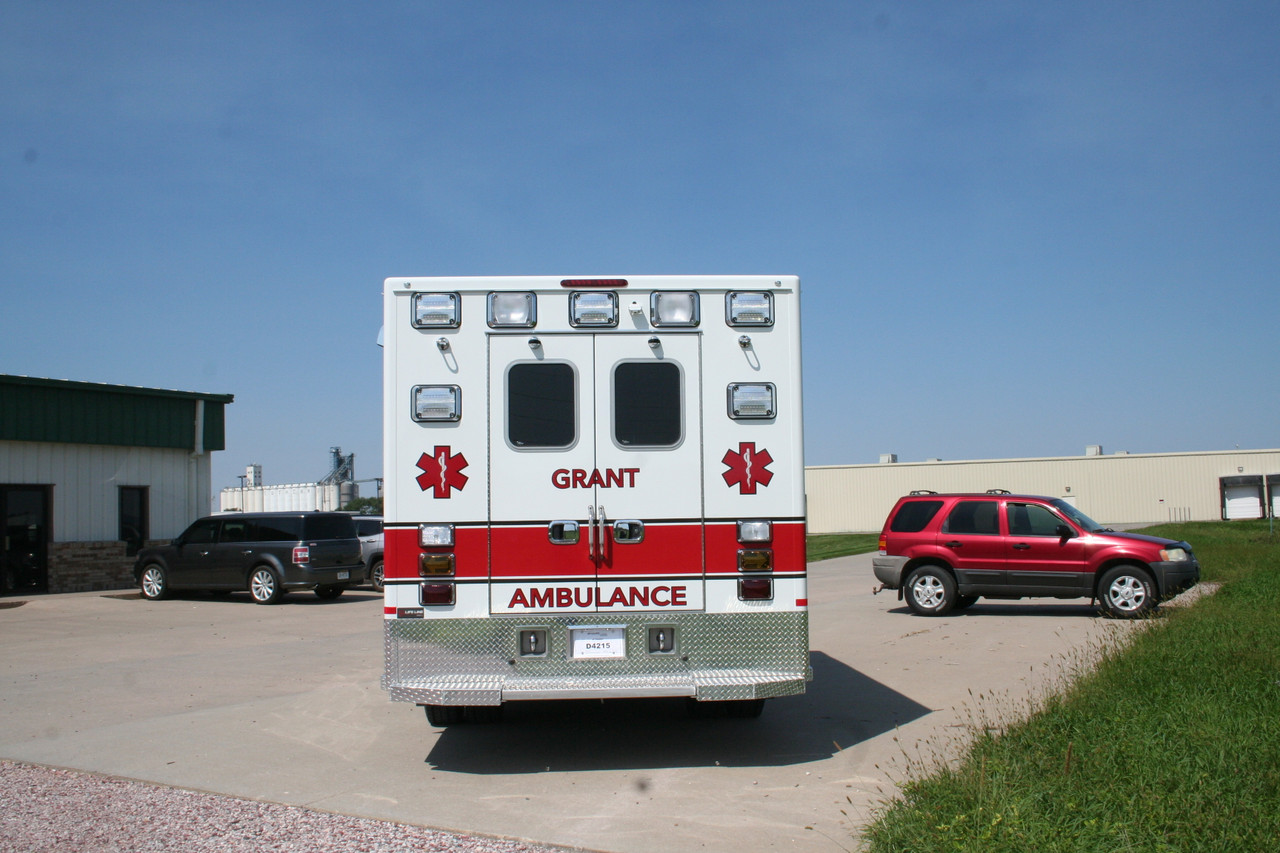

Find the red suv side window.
[
  {"left": 890, "top": 500, "right": 943, "bottom": 533},
  {"left": 1008, "top": 503, "right": 1065, "bottom": 536},
  {"left": 941, "top": 500, "right": 1000, "bottom": 535}
]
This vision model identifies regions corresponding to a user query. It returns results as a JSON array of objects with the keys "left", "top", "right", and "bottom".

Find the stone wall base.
[{"left": 46, "top": 541, "right": 157, "bottom": 594}]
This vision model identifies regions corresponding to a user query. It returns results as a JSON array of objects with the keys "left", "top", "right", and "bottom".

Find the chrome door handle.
[{"left": 587, "top": 505, "right": 597, "bottom": 562}]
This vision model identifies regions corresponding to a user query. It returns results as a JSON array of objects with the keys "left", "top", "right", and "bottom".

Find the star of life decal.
[
  {"left": 721, "top": 442, "right": 774, "bottom": 495},
  {"left": 415, "top": 445, "right": 469, "bottom": 498}
]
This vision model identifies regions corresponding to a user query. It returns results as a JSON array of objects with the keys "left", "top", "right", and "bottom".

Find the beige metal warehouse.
[{"left": 806, "top": 447, "right": 1280, "bottom": 534}]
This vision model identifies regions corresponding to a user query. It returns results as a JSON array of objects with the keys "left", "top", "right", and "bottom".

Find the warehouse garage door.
[{"left": 1220, "top": 475, "right": 1264, "bottom": 520}]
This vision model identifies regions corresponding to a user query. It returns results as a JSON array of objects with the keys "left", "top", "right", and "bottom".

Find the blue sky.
[{"left": 3, "top": 1, "right": 1277, "bottom": 495}]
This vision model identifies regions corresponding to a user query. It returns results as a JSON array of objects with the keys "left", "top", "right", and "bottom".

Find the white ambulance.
[{"left": 381, "top": 276, "right": 808, "bottom": 724}]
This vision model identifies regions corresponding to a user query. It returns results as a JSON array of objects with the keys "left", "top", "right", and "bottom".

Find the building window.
[{"left": 119, "top": 486, "right": 149, "bottom": 556}]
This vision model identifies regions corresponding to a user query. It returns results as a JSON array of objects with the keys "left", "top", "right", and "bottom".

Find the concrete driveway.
[{"left": 0, "top": 554, "right": 1136, "bottom": 852}]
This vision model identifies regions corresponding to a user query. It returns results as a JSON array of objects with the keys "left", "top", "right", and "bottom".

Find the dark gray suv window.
[
  {"left": 302, "top": 515, "right": 357, "bottom": 540},
  {"left": 251, "top": 517, "right": 303, "bottom": 541},
  {"left": 942, "top": 500, "right": 1000, "bottom": 535},
  {"left": 183, "top": 518, "right": 220, "bottom": 545}
]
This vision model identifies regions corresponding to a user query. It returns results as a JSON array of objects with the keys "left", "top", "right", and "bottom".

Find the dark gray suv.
[{"left": 134, "top": 512, "right": 364, "bottom": 604}]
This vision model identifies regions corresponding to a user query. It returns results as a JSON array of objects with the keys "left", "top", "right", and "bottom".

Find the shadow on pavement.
[{"left": 424, "top": 651, "right": 932, "bottom": 773}]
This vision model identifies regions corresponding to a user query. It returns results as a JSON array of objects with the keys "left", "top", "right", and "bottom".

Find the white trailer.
[{"left": 381, "top": 276, "right": 808, "bottom": 723}]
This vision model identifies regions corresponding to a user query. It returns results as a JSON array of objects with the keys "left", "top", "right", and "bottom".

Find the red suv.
[{"left": 872, "top": 491, "right": 1200, "bottom": 618}]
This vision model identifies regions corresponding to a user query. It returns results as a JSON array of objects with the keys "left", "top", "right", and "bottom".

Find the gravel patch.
[{"left": 0, "top": 761, "right": 577, "bottom": 853}]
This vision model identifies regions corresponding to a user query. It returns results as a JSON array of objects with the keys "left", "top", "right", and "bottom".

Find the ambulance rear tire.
[
  {"left": 686, "top": 698, "right": 766, "bottom": 719},
  {"left": 726, "top": 698, "right": 766, "bottom": 718},
  {"left": 424, "top": 705, "right": 458, "bottom": 726},
  {"left": 465, "top": 705, "right": 504, "bottom": 723}
]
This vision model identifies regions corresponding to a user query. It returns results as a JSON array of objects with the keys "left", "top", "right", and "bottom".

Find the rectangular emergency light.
[
  {"left": 726, "top": 291, "right": 773, "bottom": 326},
  {"left": 418, "top": 524, "right": 455, "bottom": 547},
  {"left": 411, "top": 293, "right": 461, "bottom": 328},
  {"left": 569, "top": 291, "right": 618, "bottom": 327},
  {"left": 728, "top": 383, "right": 776, "bottom": 419},
  {"left": 737, "top": 520, "right": 773, "bottom": 543},
  {"left": 411, "top": 386, "right": 461, "bottom": 422},
  {"left": 650, "top": 291, "right": 700, "bottom": 327},
  {"left": 488, "top": 292, "right": 536, "bottom": 327}
]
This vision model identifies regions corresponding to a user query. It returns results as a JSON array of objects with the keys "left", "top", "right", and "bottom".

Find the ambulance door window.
[
  {"left": 508, "top": 362, "right": 576, "bottom": 448},
  {"left": 613, "top": 361, "right": 681, "bottom": 447}
]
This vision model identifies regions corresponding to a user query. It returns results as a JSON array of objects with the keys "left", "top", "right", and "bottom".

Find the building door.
[{"left": 2, "top": 485, "right": 50, "bottom": 595}]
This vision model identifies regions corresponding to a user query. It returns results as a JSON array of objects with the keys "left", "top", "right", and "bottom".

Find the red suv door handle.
[
  {"left": 1012, "top": 543, "right": 1031, "bottom": 550},
  {"left": 944, "top": 541, "right": 962, "bottom": 548}
]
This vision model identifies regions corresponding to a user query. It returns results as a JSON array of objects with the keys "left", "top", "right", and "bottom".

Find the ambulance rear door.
[{"left": 487, "top": 331, "right": 705, "bottom": 614}]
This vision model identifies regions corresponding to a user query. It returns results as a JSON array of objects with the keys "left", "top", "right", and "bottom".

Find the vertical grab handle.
[
  {"left": 597, "top": 505, "right": 607, "bottom": 565},
  {"left": 587, "top": 504, "right": 597, "bottom": 563}
]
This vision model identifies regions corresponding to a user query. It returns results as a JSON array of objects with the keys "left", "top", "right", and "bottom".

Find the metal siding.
[
  {"left": 0, "top": 376, "right": 230, "bottom": 450},
  {"left": 806, "top": 449, "right": 1280, "bottom": 532},
  {"left": 0, "top": 440, "right": 206, "bottom": 541}
]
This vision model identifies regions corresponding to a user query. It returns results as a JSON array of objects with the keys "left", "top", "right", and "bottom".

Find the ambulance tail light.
[
  {"left": 726, "top": 291, "right": 774, "bottom": 327},
  {"left": 412, "top": 386, "right": 461, "bottom": 422},
  {"left": 420, "top": 583, "right": 455, "bottom": 606},
  {"left": 728, "top": 383, "right": 776, "bottom": 419},
  {"left": 738, "top": 577, "right": 773, "bottom": 601},
  {"left": 488, "top": 292, "right": 537, "bottom": 327},
  {"left": 650, "top": 291, "right": 700, "bottom": 327},
  {"left": 736, "top": 520, "right": 773, "bottom": 544},
  {"left": 737, "top": 550, "right": 773, "bottom": 572},
  {"left": 569, "top": 291, "right": 619, "bottom": 327},
  {"left": 419, "top": 554, "right": 455, "bottom": 576},
  {"left": 418, "top": 524, "right": 455, "bottom": 547},
  {"left": 411, "top": 293, "right": 461, "bottom": 328}
]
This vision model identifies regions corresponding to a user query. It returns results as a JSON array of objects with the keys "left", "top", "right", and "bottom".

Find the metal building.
[
  {"left": 0, "top": 375, "right": 233, "bottom": 595},
  {"left": 806, "top": 447, "right": 1280, "bottom": 533}
]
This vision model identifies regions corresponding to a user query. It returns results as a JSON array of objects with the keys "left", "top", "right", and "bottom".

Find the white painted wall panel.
[
  {"left": 806, "top": 449, "right": 1280, "bottom": 533},
  {"left": 0, "top": 440, "right": 212, "bottom": 541}
]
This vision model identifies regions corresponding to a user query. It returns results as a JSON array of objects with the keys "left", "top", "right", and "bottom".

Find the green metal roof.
[{"left": 0, "top": 375, "right": 234, "bottom": 451}]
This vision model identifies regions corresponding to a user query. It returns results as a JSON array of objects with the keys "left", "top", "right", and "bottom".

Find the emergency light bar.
[
  {"left": 411, "top": 385, "right": 461, "bottom": 422},
  {"left": 411, "top": 293, "right": 461, "bottom": 328},
  {"left": 569, "top": 291, "right": 619, "bottom": 327},
  {"left": 650, "top": 291, "right": 700, "bottom": 327},
  {"left": 726, "top": 291, "right": 773, "bottom": 326},
  {"left": 488, "top": 292, "right": 536, "bottom": 327},
  {"left": 728, "top": 383, "right": 776, "bottom": 419}
]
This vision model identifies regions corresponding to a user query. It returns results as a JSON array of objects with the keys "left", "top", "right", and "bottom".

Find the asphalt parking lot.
[{"left": 0, "top": 553, "right": 1143, "bottom": 852}]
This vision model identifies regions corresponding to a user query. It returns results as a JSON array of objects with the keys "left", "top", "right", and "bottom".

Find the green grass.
[
  {"left": 806, "top": 533, "right": 879, "bottom": 562},
  {"left": 861, "top": 520, "right": 1280, "bottom": 853}
]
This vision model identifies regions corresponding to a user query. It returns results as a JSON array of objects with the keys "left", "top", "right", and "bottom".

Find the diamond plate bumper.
[{"left": 384, "top": 611, "right": 810, "bottom": 706}]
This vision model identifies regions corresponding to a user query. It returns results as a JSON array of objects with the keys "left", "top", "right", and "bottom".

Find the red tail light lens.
[
  {"left": 292, "top": 546, "right": 309, "bottom": 565},
  {"left": 420, "top": 583, "right": 455, "bottom": 606},
  {"left": 738, "top": 578, "right": 773, "bottom": 601}
]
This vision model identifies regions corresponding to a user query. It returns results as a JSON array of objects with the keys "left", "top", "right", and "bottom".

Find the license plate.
[
  {"left": 337, "top": 571, "right": 349, "bottom": 580},
  {"left": 571, "top": 626, "right": 625, "bottom": 659}
]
